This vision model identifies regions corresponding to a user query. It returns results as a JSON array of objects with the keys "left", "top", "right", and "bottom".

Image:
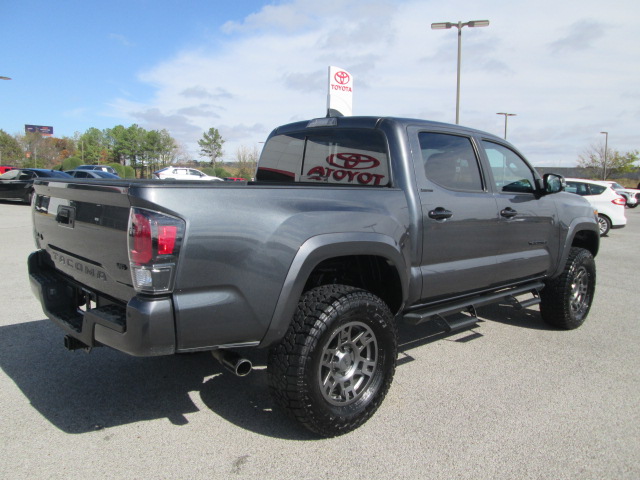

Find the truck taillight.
[{"left": 128, "top": 208, "right": 185, "bottom": 294}]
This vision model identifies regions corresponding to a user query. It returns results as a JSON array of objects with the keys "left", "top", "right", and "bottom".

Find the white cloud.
[
  {"left": 108, "top": 33, "right": 134, "bottom": 47},
  {"left": 109, "top": 0, "right": 640, "bottom": 165}
]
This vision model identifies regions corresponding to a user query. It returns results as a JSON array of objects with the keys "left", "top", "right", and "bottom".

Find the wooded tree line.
[
  {"left": 0, "top": 125, "right": 259, "bottom": 179},
  {"left": 0, "top": 125, "right": 183, "bottom": 175}
]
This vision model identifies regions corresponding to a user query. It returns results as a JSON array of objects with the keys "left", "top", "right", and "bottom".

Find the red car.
[
  {"left": 223, "top": 177, "right": 247, "bottom": 182},
  {"left": 0, "top": 165, "right": 16, "bottom": 175}
]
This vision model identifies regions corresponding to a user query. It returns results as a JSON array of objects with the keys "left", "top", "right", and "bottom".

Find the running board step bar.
[{"left": 403, "top": 281, "right": 544, "bottom": 327}]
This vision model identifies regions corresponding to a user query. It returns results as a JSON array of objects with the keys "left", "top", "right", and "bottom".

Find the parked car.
[
  {"left": 565, "top": 178, "right": 626, "bottom": 235},
  {"left": 604, "top": 181, "right": 640, "bottom": 208},
  {"left": 0, "top": 165, "right": 16, "bottom": 175},
  {"left": 65, "top": 169, "right": 120, "bottom": 179},
  {"left": 153, "top": 167, "right": 223, "bottom": 181},
  {"left": 76, "top": 165, "right": 119, "bottom": 176},
  {"left": 0, "top": 168, "right": 71, "bottom": 203}
]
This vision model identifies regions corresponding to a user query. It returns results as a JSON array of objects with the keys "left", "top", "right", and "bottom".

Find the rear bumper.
[{"left": 28, "top": 250, "right": 176, "bottom": 356}]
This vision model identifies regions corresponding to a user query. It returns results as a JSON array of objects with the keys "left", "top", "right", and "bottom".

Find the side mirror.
[{"left": 542, "top": 173, "right": 565, "bottom": 194}]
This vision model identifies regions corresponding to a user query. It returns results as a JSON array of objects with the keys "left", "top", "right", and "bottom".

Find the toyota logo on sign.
[
  {"left": 334, "top": 71, "right": 350, "bottom": 85},
  {"left": 327, "top": 153, "right": 380, "bottom": 170}
]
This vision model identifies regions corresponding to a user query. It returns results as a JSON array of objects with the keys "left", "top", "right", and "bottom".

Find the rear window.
[
  {"left": 257, "top": 128, "right": 390, "bottom": 186},
  {"left": 588, "top": 184, "right": 607, "bottom": 195},
  {"left": 37, "top": 170, "right": 71, "bottom": 178}
]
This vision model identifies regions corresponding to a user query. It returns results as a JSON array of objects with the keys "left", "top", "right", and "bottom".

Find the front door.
[{"left": 480, "top": 140, "right": 559, "bottom": 283}]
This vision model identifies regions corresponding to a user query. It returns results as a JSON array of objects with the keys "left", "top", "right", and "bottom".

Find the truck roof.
[{"left": 272, "top": 116, "right": 504, "bottom": 142}]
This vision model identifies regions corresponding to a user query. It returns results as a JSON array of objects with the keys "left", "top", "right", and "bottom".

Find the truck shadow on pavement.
[
  {"left": 0, "top": 319, "right": 313, "bottom": 440},
  {"left": 1, "top": 303, "right": 550, "bottom": 439}
]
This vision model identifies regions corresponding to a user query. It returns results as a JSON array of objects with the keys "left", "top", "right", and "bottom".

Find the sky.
[{"left": 1, "top": 0, "right": 638, "bottom": 167}]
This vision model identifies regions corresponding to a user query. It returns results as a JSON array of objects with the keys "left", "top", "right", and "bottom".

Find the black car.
[
  {"left": 65, "top": 169, "right": 120, "bottom": 179},
  {"left": 76, "top": 165, "right": 119, "bottom": 175},
  {"left": 0, "top": 168, "right": 71, "bottom": 203}
]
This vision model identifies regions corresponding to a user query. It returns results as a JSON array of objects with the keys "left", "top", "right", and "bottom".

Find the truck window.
[
  {"left": 482, "top": 141, "right": 536, "bottom": 194},
  {"left": 257, "top": 129, "right": 390, "bottom": 186},
  {"left": 419, "top": 132, "right": 483, "bottom": 191}
]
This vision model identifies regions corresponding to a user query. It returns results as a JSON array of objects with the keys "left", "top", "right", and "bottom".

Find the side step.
[{"left": 403, "top": 281, "right": 544, "bottom": 330}]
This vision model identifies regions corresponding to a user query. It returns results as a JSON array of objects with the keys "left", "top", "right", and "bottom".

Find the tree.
[
  {"left": 78, "top": 128, "right": 107, "bottom": 164},
  {"left": 15, "top": 132, "right": 56, "bottom": 168},
  {"left": 577, "top": 142, "right": 639, "bottom": 180},
  {"left": 0, "top": 129, "right": 23, "bottom": 165},
  {"left": 143, "top": 129, "right": 177, "bottom": 172},
  {"left": 235, "top": 145, "right": 259, "bottom": 180},
  {"left": 198, "top": 127, "right": 225, "bottom": 171}
]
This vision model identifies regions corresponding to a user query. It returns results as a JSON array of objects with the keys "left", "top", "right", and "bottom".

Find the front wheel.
[
  {"left": 268, "top": 285, "right": 397, "bottom": 437},
  {"left": 540, "top": 247, "right": 596, "bottom": 330}
]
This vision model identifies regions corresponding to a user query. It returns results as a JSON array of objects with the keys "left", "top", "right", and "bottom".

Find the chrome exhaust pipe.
[{"left": 211, "top": 349, "right": 252, "bottom": 377}]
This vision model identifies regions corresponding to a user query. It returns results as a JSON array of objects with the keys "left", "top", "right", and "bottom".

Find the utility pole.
[{"left": 600, "top": 131, "right": 608, "bottom": 180}]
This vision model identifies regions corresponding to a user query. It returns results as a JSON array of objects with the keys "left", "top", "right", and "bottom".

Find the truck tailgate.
[{"left": 32, "top": 180, "right": 134, "bottom": 302}]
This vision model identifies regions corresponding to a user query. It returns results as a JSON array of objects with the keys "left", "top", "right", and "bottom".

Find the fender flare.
[
  {"left": 259, "top": 232, "right": 409, "bottom": 348},
  {"left": 551, "top": 217, "right": 599, "bottom": 278}
]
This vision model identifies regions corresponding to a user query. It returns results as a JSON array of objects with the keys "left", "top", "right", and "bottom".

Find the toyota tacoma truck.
[{"left": 28, "top": 116, "right": 599, "bottom": 437}]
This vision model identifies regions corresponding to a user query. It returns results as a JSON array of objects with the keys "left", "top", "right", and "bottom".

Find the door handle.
[
  {"left": 500, "top": 207, "right": 518, "bottom": 218},
  {"left": 428, "top": 207, "right": 453, "bottom": 220}
]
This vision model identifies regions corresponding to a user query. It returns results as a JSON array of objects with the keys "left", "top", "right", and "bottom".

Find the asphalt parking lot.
[{"left": 1, "top": 201, "right": 638, "bottom": 480}]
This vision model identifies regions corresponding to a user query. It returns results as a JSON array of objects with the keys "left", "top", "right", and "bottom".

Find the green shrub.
[
  {"left": 123, "top": 166, "right": 136, "bottom": 178},
  {"left": 61, "top": 156, "right": 83, "bottom": 171},
  {"left": 108, "top": 163, "right": 125, "bottom": 177}
]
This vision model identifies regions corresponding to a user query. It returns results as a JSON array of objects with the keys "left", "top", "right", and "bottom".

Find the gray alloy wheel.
[
  {"left": 318, "top": 320, "right": 378, "bottom": 406},
  {"left": 540, "top": 247, "right": 596, "bottom": 330},
  {"left": 568, "top": 264, "right": 590, "bottom": 319},
  {"left": 268, "top": 284, "right": 397, "bottom": 437}
]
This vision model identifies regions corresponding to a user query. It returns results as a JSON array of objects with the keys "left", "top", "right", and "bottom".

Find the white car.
[
  {"left": 153, "top": 167, "right": 223, "bottom": 181},
  {"left": 605, "top": 181, "right": 640, "bottom": 208},
  {"left": 565, "top": 178, "right": 626, "bottom": 236}
]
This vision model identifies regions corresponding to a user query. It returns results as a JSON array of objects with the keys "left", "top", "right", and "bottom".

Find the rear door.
[{"left": 409, "top": 128, "right": 501, "bottom": 301}]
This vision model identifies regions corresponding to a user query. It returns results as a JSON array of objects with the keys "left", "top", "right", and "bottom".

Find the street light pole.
[
  {"left": 431, "top": 20, "right": 489, "bottom": 124},
  {"left": 600, "top": 131, "right": 608, "bottom": 180},
  {"left": 496, "top": 112, "right": 516, "bottom": 139}
]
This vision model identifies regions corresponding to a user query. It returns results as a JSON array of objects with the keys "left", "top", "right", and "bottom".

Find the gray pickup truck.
[{"left": 29, "top": 116, "right": 599, "bottom": 437}]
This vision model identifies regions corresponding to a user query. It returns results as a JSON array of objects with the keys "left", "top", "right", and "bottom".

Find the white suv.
[
  {"left": 153, "top": 167, "right": 223, "bottom": 181},
  {"left": 565, "top": 178, "right": 626, "bottom": 236}
]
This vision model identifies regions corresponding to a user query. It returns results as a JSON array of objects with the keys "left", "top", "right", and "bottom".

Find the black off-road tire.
[
  {"left": 268, "top": 284, "right": 397, "bottom": 437},
  {"left": 597, "top": 214, "right": 611, "bottom": 236},
  {"left": 540, "top": 247, "right": 596, "bottom": 330}
]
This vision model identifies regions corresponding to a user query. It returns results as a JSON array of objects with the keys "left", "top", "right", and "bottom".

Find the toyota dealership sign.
[{"left": 327, "top": 66, "right": 353, "bottom": 117}]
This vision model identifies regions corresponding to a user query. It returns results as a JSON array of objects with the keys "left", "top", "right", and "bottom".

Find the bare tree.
[
  {"left": 577, "top": 142, "right": 638, "bottom": 180},
  {"left": 235, "top": 145, "right": 259, "bottom": 180}
]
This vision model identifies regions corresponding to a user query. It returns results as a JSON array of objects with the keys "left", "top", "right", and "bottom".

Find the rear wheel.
[
  {"left": 597, "top": 214, "right": 610, "bottom": 236},
  {"left": 540, "top": 247, "right": 596, "bottom": 330},
  {"left": 268, "top": 285, "right": 397, "bottom": 437}
]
